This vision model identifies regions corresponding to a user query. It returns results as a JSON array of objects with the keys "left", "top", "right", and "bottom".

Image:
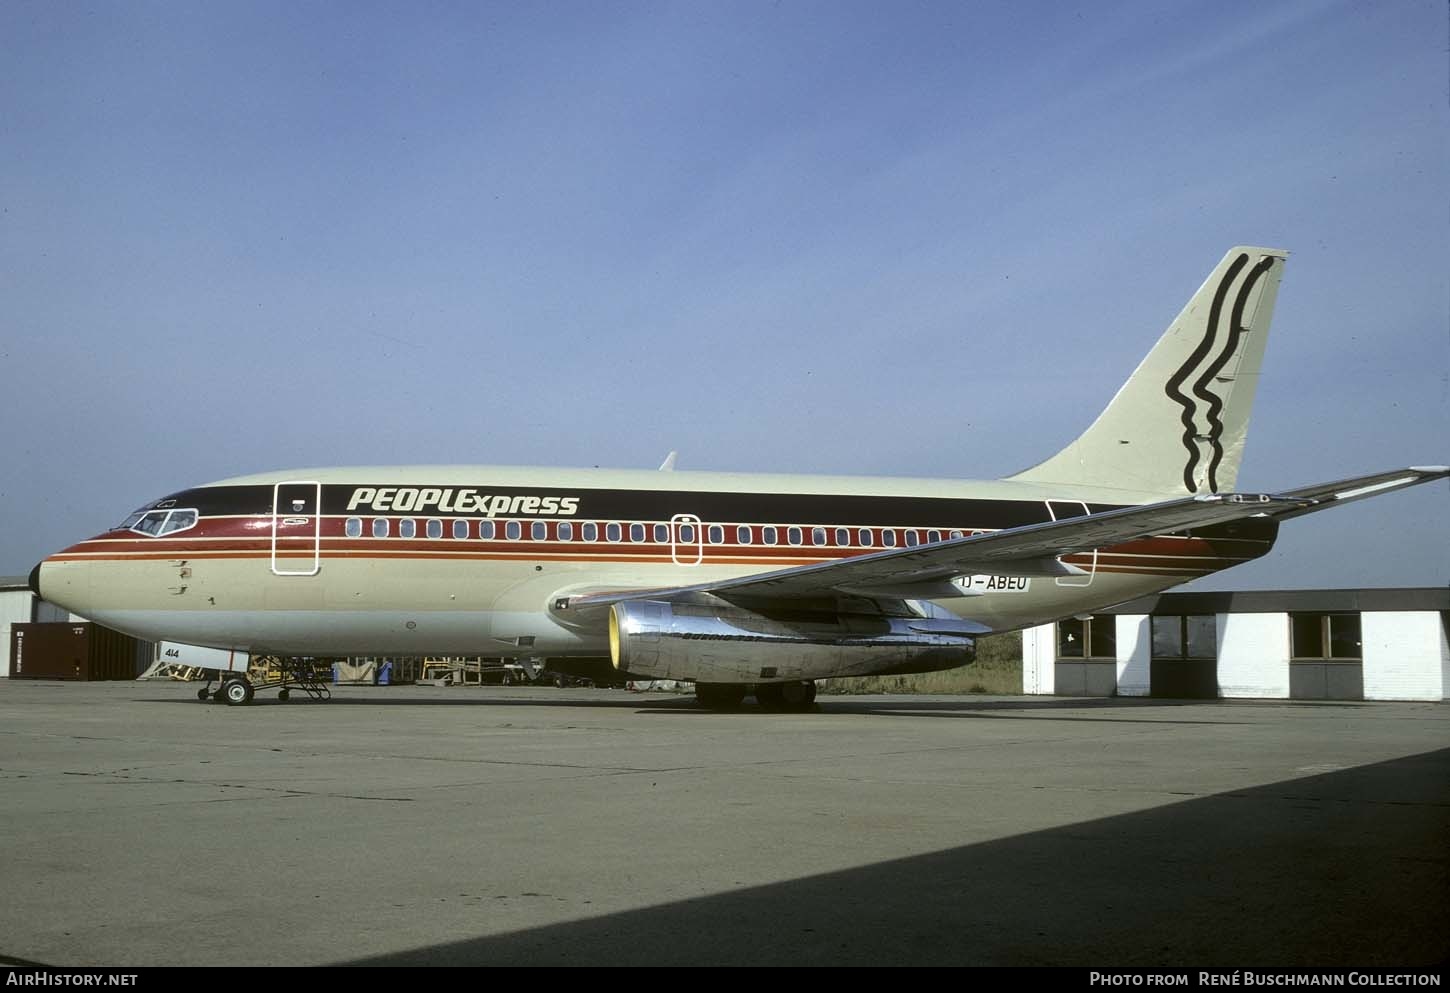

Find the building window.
[
  {"left": 345, "top": 517, "right": 362, "bottom": 538},
  {"left": 1151, "top": 615, "right": 1217, "bottom": 659},
  {"left": 1291, "top": 613, "right": 1362, "bottom": 660},
  {"left": 1057, "top": 616, "right": 1117, "bottom": 659},
  {"left": 452, "top": 519, "right": 469, "bottom": 539}
]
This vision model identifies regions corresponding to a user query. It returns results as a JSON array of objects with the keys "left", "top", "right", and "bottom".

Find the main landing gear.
[{"left": 695, "top": 680, "right": 817, "bottom": 713}]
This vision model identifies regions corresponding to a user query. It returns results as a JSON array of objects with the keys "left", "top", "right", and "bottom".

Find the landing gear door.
[
  {"left": 271, "top": 481, "right": 322, "bottom": 577},
  {"left": 1046, "top": 500, "right": 1096, "bottom": 588}
]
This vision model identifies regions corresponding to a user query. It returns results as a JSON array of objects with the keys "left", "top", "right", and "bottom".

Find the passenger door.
[{"left": 271, "top": 480, "right": 322, "bottom": 576}]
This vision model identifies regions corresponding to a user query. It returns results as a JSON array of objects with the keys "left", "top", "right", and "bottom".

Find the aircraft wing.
[{"left": 556, "top": 466, "right": 1448, "bottom": 614}]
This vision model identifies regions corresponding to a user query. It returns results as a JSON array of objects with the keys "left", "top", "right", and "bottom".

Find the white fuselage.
[{"left": 33, "top": 464, "right": 1277, "bottom": 661}]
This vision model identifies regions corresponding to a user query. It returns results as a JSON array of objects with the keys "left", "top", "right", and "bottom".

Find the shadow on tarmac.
[
  {"left": 337, "top": 748, "right": 1450, "bottom": 967},
  {"left": 139, "top": 691, "right": 1267, "bottom": 724}
]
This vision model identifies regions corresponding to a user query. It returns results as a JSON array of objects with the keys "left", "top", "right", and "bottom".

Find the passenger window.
[
  {"left": 904, "top": 530, "right": 918, "bottom": 547},
  {"left": 630, "top": 523, "right": 645, "bottom": 542},
  {"left": 928, "top": 530, "right": 941, "bottom": 544},
  {"left": 532, "top": 521, "right": 547, "bottom": 540},
  {"left": 506, "top": 520, "right": 522, "bottom": 540},
  {"left": 708, "top": 525, "right": 723, "bottom": 544},
  {"left": 372, "top": 519, "right": 389, "bottom": 538},
  {"left": 883, "top": 529, "right": 896, "bottom": 547},
  {"left": 399, "top": 519, "right": 417, "bottom": 539},
  {"left": 558, "top": 521, "right": 573, "bottom": 541},
  {"left": 950, "top": 530, "right": 964, "bottom": 539},
  {"left": 654, "top": 524, "right": 669, "bottom": 543},
  {"left": 787, "top": 526, "right": 802, "bottom": 546},
  {"left": 452, "top": 520, "right": 469, "bottom": 539},
  {"left": 583, "top": 522, "right": 598, "bottom": 542},
  {"left": 427, "top": 519, "right": 443, "bottom": 539},
  {"left": 736, "top": 526, "right": 752, "bottom": 545},
  {"left": 606, "top": 522, "right": 621, "bottom": 542},
  {"left": 835, "top": 528, "right": 849, "bottom": 546},
  {"left": 858, "top": 528, "right": 873, "bottom": 547},
  {"left": 678, "top": 524, "right": 695, "bottom": 543},
  {"left": 479, "top": 520, "right": 495, "bottom": 540},
  {"left": 763, "top": 526, "right": 777, "bottom": 545},
  {"left": 812, "top": 527, "right": 826, "bottom": 546},
  {"left": 346, "top": 517, "right": 363, "bottom": 538}
]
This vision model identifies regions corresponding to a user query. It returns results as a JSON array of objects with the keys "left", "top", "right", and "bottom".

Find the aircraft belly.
[
  {"left": 74, "top": 608, "right": 571, "bottom": 656},
  {"left": 73, "top": 555, "right": 604, "bottom": 656}
]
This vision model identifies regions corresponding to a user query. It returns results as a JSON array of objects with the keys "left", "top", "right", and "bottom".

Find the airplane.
[{"left": 28, "top": 246, "right": 1448, "bottom": 710}]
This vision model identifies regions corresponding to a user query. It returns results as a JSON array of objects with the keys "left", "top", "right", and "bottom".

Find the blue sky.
[{"left": 2, "top": 0, "right": 1446, "bottom": 589}]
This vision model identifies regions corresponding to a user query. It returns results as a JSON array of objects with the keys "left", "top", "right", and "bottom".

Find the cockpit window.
[
  {"left": 159, "top": 510, "right": 197, "bottom": 534},
  {"left": 116, "top": 511, "right": 147, "bottom": 531},
  {"left": 129, "top": 509, "right": 199, "bottom": 537},
  {"left": 133, "top": 511, "right": 169, "bottom": 535}
]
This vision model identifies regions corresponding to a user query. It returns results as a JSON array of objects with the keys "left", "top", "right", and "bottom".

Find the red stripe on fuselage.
[{"left": 51, "top": 514, "right": 1272, "bottom": 577}]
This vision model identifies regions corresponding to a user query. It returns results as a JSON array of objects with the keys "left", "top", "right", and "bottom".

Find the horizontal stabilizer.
[{"left": 1263, "top": 466, "right": 1449, "bottom": 521}]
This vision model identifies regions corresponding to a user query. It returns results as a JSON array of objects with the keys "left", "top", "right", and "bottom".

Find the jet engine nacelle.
[{"left": 608, "top": 598, "right": 976, "bottom": 683}]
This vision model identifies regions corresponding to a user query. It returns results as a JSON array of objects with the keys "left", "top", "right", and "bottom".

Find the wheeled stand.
[{"left": 197, "top": 657, "right": 333, "bottom": 706}]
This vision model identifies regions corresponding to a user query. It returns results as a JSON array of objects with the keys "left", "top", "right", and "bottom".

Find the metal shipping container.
[{"left": 9, "top": 622, "right": 151, "bottom": 681}]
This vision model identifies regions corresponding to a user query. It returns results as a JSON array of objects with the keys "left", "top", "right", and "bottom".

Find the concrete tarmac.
[{"left": 0, "top": 679, "right": 1446, "bottom": 967}]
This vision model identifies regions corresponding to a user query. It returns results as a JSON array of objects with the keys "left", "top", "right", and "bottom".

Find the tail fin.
[{"left": 1009, "top": 246, "right": 1288, "bottom": 496}]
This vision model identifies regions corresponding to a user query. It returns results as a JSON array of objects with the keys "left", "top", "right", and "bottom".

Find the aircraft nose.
[{"left": 29, "top": 561, "right": 42, "bottom": 598}]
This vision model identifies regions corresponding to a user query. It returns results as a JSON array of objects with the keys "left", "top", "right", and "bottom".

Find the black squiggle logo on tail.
[
  {"left": 1193, "top": 256, "right": 1275, "bottom": 491},
  {"left": 1163, "top": 254, "right": 1274, "bottom": 492}
]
